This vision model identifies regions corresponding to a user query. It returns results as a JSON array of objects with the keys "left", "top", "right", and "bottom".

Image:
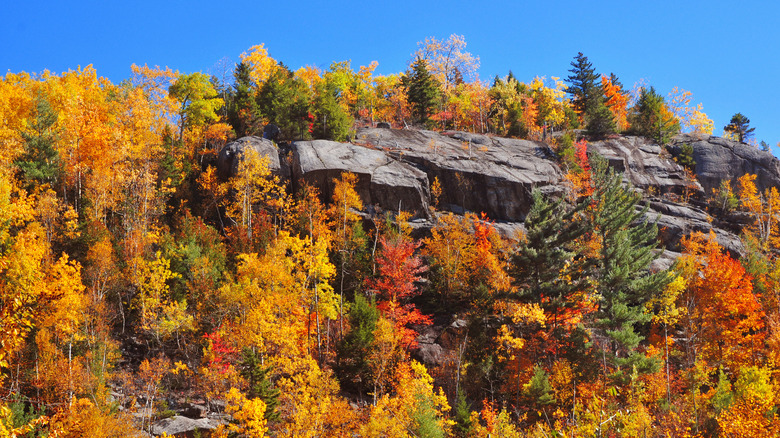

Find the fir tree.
[
  {"left": 257, "top": 65, "right": 313, "bottom": 141},
  {"left": 228, "top": 61, "right": 259, "bottom": 137},
  {"left": 403, "top": 58, "right": 440, "bottom": 127}
]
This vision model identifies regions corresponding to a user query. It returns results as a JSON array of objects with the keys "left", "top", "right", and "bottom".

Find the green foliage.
[
  {"left": 452, "top": 389, "right": 473, "bottom": 437},
  {"left": 674, "top": 143, "right": 696, "bottom": 170},
  {"left": 566, "top": 52, "right": 600, "bottom": 116},
  {"left": 588, "top": 155, "right": 669, "bottom": 374},
  {"left": 628, "top": 86, "right": 680, "bottom": 145},
  {"left": 228, "top": 61, "right": 260, "bottom": 137},
  {"left": 256, "top": 66, "right": 313, "bottom": 141},
  {"left": 239, "top": 348, "right": 280, "bottom": 422},
  {"left": 15, "top": 94, "right": 61, "bottom": 189},
  {"left": 168, "top": 72, "right": 223, "bottom": 141},
  {"left": 403, "top": 59, "right": 441, "bottom": 127},
  {"left": 711, "top": 368, "right": 733, "bottom": 413},
  {"left": 723, "top": 112, "right": 755, "bottom": 143},
  {"left": 336, "top": 294, "right": 379, "bottom": 393},
  {"left": 586, "top": 99, "right": 617, "bottom": 138},
  {"left": 523, "top": 364, "right": 556, "bottom": 407},
  {"left": 410, "top": 392, "right": 446, "bottom": 438},
  {"left": 313, "top": 79, "right": 353, "bottom": 141}
]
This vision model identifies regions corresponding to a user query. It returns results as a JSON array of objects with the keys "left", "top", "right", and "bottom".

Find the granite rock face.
[
  {"left": 291, "top": 139, "right": 431, "bottom": 216},
  {"left": 217, "top": 136, "right": 284, "bottom": 180},
  {"left": 217, "top": 128, "right": 777, "bottom": 259},
  {"left": 354, "top": 128, "right": 563, "bottom": 222},
  {"left": 670, "top": 133, "right": 780, "bottom": 195},
  {"left": 589, "top": 136, "right": 703, "bottom": 197}
]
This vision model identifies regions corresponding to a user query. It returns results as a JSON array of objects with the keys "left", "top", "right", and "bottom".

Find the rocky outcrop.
[
  {"left": 291, "top": 139, "right": 430, "bottom": 217},
  {"left": 217, "top": 128, "right": 778, "bottom": 258},
  {"left": 354, "top": 128, "right": 563, "bottom": 222},
  {"left": 217, "top": 136, "right": 284, "bottom": 180},
  {"left": 670, "top": 133, "right": 780, "bottom": 195},
  {"left": 589, "top": 136, "right": 703, "bottom": 197}
]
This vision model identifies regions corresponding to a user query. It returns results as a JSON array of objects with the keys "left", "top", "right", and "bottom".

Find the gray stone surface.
[
  {"left": 354, "top": 128, "right": 562, "bottom": 222},
  {"left": 152, "top": 415, "right": 221, "bottom": 437},
  {"left": 217, "top": 136, "right": 282, "bottom": 180},
  {"left": 589, "top": 136, "right": 703, "bottom": 197},
  {"left": 670, "top": 133, "right": 780, "bottom": 195},
  {"left": 291, "top": 139, "right": 430, "bottom": 217}
]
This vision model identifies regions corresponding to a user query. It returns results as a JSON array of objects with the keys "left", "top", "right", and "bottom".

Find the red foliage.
[{"left": 371, "top": 236, "right": 431, "bottom": 348}]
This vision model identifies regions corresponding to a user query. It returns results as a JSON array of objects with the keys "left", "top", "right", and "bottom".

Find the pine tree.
[
  {"left": 403, "top": 58, "right": 440, "bottom": 127},
  {"left": 257, "top": 66, "right": 312, "bottom": 141},
  {"left": 15, "top": 95, "right": 61, "bottom": 189},
  {"left": 588, "top": 155, "right": 671, "bottom": 375},
  {"left": 565, "top": 52, "right": 600, "bottom": 116},
  {"left": 723, "top": 112, "right": 755, "bottom": 143}
]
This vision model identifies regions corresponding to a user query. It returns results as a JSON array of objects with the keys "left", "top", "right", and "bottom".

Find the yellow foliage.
[{"left": 240, "top": 44, "right": 279, "bottom": 87}]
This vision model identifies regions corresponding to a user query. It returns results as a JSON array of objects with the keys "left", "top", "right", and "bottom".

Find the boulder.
[
  {"left": 217, "top": 136, "right": 283, "bottom": 180},
  {"left": 670, "top": 133, "right": 780, "bottom": 195},
  {"left": 291, "top": 139, "right": 430, "bottom": 217},
  {"left": 151, "top": 415, "right": 221, "bottom": 437}
]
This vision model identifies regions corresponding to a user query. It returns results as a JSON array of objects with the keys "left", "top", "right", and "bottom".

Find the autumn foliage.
[{"left": 1, "top": 39, "right": 775, "bottom": 437}]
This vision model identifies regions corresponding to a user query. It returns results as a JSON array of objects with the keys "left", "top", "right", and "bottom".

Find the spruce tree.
[
  {"left": 403, "top": 58, "right": 440, "bottom": 128},
  {"left": 565, "top": 52, "right": 600, "bottom": 116},
  {"left": 628, "top": 86, "right": 680, "bottom": 145},
  {"left": 228, "top": 61, "right": 259, "bottom": 137},
  {"left": 588, "top": 155, "right": 671, "bottom": 375},
  {"left": 239, "top": 348, "right": 280, "bottom": 422}
]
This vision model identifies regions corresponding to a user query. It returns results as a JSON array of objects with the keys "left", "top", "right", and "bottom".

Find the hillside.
[{"left": 3, "top": 52, "right": 780, "bottom": 437}]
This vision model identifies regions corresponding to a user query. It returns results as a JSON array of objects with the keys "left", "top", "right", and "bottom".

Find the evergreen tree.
[
  {"left": 15, "top": 95, "right": 61, "bottom": 189},
  {"left": 313, "top": 79, "right": 353, "bottom": 141},
  {"left": 452, "top": 389, "right": 473, "bottom": 437},
  {"left": 586, "top": 99, "right": 617, "bottom": 139},
  {"left": 588, "top": 155, "right": 670, "bottom": 376},
  {"left": 239, "top": 348, "right": 280, "bottom": 422},
  {"left": 403, "top": 58, "right": 440, "bottom": 127},
  {"left": 565, "top": 52, "right": 600, "bottom": 116},
  {"left": 256, "top": 66, "right": 312, "bottom": 141},
  {"left": 228, "top": 61, "right": 259, "bottom": 137},
  {"left": 335, "top": 294, "right": 379, "bottom": 394},
  {"left": 512, "top": 189, "right": 594, "bottom": 362},
  {"left": 723, "top": 112, "right": 755, "bottom": 143},
  {"left": 628, "top": 86, "right": 680, "bottom": 145}
]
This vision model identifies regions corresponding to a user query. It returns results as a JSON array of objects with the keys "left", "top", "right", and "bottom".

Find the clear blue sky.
[{"left": 3, "top": 0, "right": 779, "bottom": 150}]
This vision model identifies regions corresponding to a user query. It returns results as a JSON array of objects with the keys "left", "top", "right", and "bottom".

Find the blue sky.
[{"left": 3, "top": 0, "right": 779, "bottom": 150}]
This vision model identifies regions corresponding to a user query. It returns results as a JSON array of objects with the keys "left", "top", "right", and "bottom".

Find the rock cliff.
[{"left": 218, "top": 128, "right": 777, "bottom": 257}]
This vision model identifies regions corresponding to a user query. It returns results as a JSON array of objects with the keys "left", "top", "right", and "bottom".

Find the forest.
[{"left": 1, "top": 35, "right": 779, "bottom": 437}]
